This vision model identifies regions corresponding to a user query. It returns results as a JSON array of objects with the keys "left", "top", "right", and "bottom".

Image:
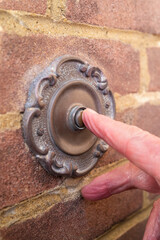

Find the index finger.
[{"left": 82, "top": 109, "right": 160, "bottom": 183}]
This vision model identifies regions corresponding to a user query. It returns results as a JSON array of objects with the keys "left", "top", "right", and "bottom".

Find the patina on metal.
[
  {"left": 68, "top": 105, "right": 86, "bottom": 130},
  {"left": 23, "top": 55, "right": 116, "bottom": 177}
]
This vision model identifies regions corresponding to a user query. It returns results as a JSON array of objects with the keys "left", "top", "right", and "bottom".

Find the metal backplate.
[{"left": 23, "top": 55, "right": 116, "bottom": 177}]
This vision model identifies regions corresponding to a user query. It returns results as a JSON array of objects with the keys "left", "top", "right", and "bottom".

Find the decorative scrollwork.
[
  {"left": 94, "top": 141, "right": 109, "bottom": 158},
  {"left": 23, "top": 55, "right": 115, "bottom": 177},
  {"left": 51, "top": 160, "right": 78, "bottom": 176},
  {"left": 23, "top": 108, "right": 48, "bottom": 155},
  {"left": 23, "top": 56, "right": 86, "bottom": 176},
  {"left": 80, "top": 63, "right": 109, "bottom": 95},
  {"left": 34, "top": 74, "right": 57, "bottom": 108},
  {"left": 36, "top": 151, "right": 55, "bottom": 173},
  {"left": 79, "top": 64, "right": 95, "bottom": 77},
  {"left": 37, "top": 151, "right": 78, "bottom": 176}
]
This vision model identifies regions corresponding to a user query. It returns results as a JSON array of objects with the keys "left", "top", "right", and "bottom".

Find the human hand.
[{"left": 81, "top": 109, "right": 160, "bottom": 240}]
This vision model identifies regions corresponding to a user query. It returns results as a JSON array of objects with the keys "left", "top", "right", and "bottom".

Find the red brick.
[
  {"left": 0, "top": 190, "right": 142, "bottom": 240},
  {"left": 147, "top": 48, "right": 160, "bottom": 91},
  {"left": 0, "top": 129, "right": 62, "bottom": 209},
  {"left": 0, "top": 0, "right": 47, "bottom": 14},
  {"left": 117, "top": 220, "right": 147, "bottom": 240},
  {"left": 66, "top": 0, "right": 160, "bottom": 34},
  {"left": 0, "top": 32, "right": 140, "bottom": 114},
  {"left": 117, "top": 104, "right": 160, "bottom": 137},
  {"left": 96, "top": 147, "right": 124, "bottom": 168},
  {"left": 148, "top": 193, "right": 160, "bottom": 201},
  {"left": 136, "top": 104, "right": 160, "bottom": 138}
]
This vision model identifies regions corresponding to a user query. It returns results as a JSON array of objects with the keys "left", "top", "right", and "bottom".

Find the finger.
[
  {"left": 82, "top": 109, "right": 160, "bottom": 183},
  {"left": 81, "top": 163, "right": 160, "bottom": 201},
  {"left": 143, "top": 198, "right": 160, "bottom": 240}
]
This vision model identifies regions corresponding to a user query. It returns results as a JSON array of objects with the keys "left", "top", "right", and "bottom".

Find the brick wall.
[{"left": 0, "top": 1, "right": 160, "bottom": 240}]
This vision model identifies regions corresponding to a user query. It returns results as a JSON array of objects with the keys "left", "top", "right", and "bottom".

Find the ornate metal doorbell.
[{"left": 23, "top": 55, "right": 116, "bottom": 177}]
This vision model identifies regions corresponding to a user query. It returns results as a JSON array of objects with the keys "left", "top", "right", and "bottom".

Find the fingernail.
[
  {"left": 85, "top": 108, "right": 97, "bottom": 114},
  {"left": 83, "top": 108, "right": 98, "bottom": 119},
  {"left": 82, "top": 108, "right": 98, "bottom": 131}
]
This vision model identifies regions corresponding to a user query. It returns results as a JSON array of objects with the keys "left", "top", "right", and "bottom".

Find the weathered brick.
[
  {"left": 136, "top": 104, "right": 160, "bottom": 138},
  {"left": 66, "top": 0, "right": 160, "bottom": 34},
  {"left": 0, "top": 0, "right": 47, "bottom": 14},
  {"left": 0, "top": 190, "right": 142, "bottom": 240},
  {"left": 148, "top": 193, "right": 160, "bottom": 201},
  {"left": 0, "top": 32, "right": 140, "bottom": 114},
  {"left": 0, "top": 129, "right": 62, "bottom": 209},
  {"left": 96, "top": 147, "right": 124, "bottom": 168},
  {"left": 147, "top": 48, "right": 160, "bottom": 91},
  {"left": 117, "top": 220, "right": 147, "bottom": 240},
  {"left": 117, "top": 103, "right": 160, "bottom": 137}
]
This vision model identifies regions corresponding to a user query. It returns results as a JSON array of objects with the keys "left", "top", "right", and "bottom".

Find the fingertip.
[
  {"left": 81, "top": 185, "right": 89, "bottom": 198},
  {"left": 82, "top": 108, "right": 98, "bottom": 131},
  {"left": 81, "top": 185, "right": 100, "bottom": 201},
  {"left": 81, "top": 176, "right": 110, "bottom": 201},
  {"left": 81, "top": 181, "right": 97, "bottom": 200},
  {"left": 82, "top": 108, "right": 97, "bottom": 121},
  {"left": 84, "top": 108, "right": 97, "bottom": 114}
]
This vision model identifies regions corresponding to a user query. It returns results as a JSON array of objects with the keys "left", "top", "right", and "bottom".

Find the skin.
[{"left": 81, "top": 108, "right": 160, "bottom": 240}]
